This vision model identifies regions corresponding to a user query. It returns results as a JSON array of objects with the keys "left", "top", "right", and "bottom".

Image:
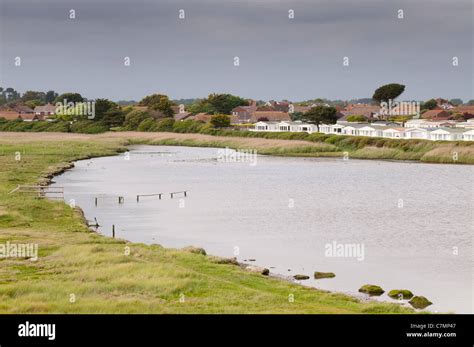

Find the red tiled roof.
[
  {"left": 0, "top": 111, "right": 21, "bottom": 120},
  {"left": 250, "top": 111, "right": 291, "bottom": 123},
  {"left": 421, "top": 110, "right": 451, "bottom": 120}
]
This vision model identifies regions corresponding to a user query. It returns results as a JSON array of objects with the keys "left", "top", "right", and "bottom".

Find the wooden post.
[
  {"left": 159, "top": 193, "right": 162, "bottom": 200},
  {"left": 112, "top": 224, "right": 115, "bottom": 238},
  {"left": 184, "top": 191, "right": 187, "bottom": 197},
  {"left": 170, "top": 193, "right": 173, "bottom": 199},
  {"left": 136, "top": 195, "right": 139, "bottom": 202},
  {"left": 95, "top": 197, "right": 98, "bottom": 206}
]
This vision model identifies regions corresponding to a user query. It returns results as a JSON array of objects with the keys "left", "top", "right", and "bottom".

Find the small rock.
[
  {"left": 314, "top": 271, "right": 336, "bottom": 279},
  {"left": 182, "top": 246, "right": 206, "bottom": 256},
  {"left": 409, "top": 296, "right": 432, "bottom": 309},
  {"left": 388, "top": 289, "right": 414, "bottom": 300},
  {"left": 245, "top": 265, "right": 269, "bottom": 276},
  {"left": 293, "top": 274, "right": 310, "bottom": 280},
  {"left": 358, "top": 284, "right": 385, "bottom": 296}
]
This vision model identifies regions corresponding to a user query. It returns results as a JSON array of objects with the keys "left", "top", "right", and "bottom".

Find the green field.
[{"left": 0, "top": 132, "right": 421, "bottom": 313}]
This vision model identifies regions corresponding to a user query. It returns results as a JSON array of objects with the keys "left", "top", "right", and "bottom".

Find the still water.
[{"left": 52, "top": 146, "right": 473, "bottom": 313}]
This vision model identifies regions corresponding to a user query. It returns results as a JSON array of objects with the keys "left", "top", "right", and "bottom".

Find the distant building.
[
  {"left": 173, "top": 112, "right": 192, "bottom": 121},
  {"left": 34, "top": 104, "right": 56, "bottom": 116},
  {"left": 231, "top": 101, "right": 257, "bottom": 123},
  {"left": 250, "top": 111, "right": 291, "bottom": 123},
  {"left": 421, "top": 110, "right": 452, "bottom": 120}
]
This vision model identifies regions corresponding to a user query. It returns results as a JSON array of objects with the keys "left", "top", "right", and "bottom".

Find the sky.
[{"left": 0, "top": 0, "right": 472, "bottom": 102}]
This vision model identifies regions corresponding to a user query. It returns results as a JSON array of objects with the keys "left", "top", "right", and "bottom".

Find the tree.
[
  {"left": 101, "top": 108, "right": 125, "bottom": 128},
  {"left": 210, "top": 114, "right": 231, "bottom": 128},
  {"left": 422, "top": 99, "right": 437, "bottom": 110},
  {"left": 449, "top": 98, "right": 463, "bottom": 106},
  {"left": 123, "top": 110, "right": 150, "bottom": 130},
  {"left": 303, "top": 106, "right": 338, "bottom": 125},
  {"left": 94, "top": 99, "right": 116, "bottom": 118},
  {"left": 22, "top": 91, "right": 46, "bottom": 103},
  {"left": 188, "top": 94, "right": 248, "bottom": 115},
  {"left": 24, "top": 100, "right": 44, "bottom": 109},
  {"left": 467, "top": 100, "right": 474, "bottom": 106},
  {"left": 139, "top": 94, "right": 175, "bottom": 117},
  {"left": 54, "top": 93, "right": 84, "bottom": 104},
  {"left": 346, "top": 115, "right": 367, "bottom": 122},
  {"left": 372, "top": 83, "right": 405, "bottom": 103},
  {"left": 290, "top": 112, "right": 303, "bottom": 121},
  {"left": 45, "top": 90, "right": 58, "bottom": 103}
]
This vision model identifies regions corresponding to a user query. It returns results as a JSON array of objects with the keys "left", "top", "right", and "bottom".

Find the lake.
[{"left": 52, "top": 145, "right": 473, "bottom": 313}]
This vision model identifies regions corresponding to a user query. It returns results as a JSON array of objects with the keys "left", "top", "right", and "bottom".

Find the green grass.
[{"left": 0, "top": 134, "right": 418, "bottom": 313}]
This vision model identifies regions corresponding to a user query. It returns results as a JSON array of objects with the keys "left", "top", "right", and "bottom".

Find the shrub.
[
  {"left": 70, "top": 120, "right": 108, "bottom": 134},
  {"left": 123, "top": 110, "right": 150, "bottom": 130},
  {"left": 154, "top": 118, "right": 175, "bottom": 132},
  {"left": 137, "top": 118, "right": 156, "bottom": 132},
  {"left": 210, "top": 114, "right": 231, "bottom": 128},
  {"left": 346, "top": 115, "right": 367, "bottom": 122}
]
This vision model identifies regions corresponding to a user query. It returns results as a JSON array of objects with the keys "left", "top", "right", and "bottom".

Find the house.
[
  {"left": 371, "top": 120, "right": 401, "bottom": 127},
  {"left": 231, "top": 101, "right": 258, "bottom": 123},
  {"left": 292, "top": 105, "right": 312, "bottom": 113},
  {"left": 405, "top": 119, "right": 431, "bottom": 128},
  {"left": 455, "top": 119, "right": 474, "bottom": 129},
  {"left": 0, "top": 111, "right": 21, "bottom": 120},
  {"left": 268, "top": 101, "right": 290, "bottom": 112},
  {"left": 252, "top": 121, "right": 317, "bottom": 133},
  {"left": 0, "top": 111, "right": 42, "bottom": 121},
  {"left": 382, "top": 127, "right": 405, "bottom": 139},
  {"left": 404, "top": 127, "right": 432, "bottom": 140},
  {"left": 341, "top": 104, "right": 380, "bottom": 119},
  {"left": 34, "top": 103, "right": 56, "bottom": 116},
  {"left": 173, "top": 112, "right": 192, "bottom": 121},
  {"left": 421, "top": 109, "right": 452, "bottom": 120},
  {"left": 11, "top": 105, "right": 34, "bottom": 114},
  {"left": 429, "top": 128, "right": 465, "bottom": 141},
  {"left": 250, "top": 111, "right": 291, "bottom": 123},
  {"left": 190, "top": 113, "right": 238, "bottom": 124},
  {"left": 191, "top": 113, "right": 213, "bottom": 122},
  {"left": 278, "top": 121, "right": 317, "bottom": 133},
  {"left": 319, "top": 123, "right": 345, "bottom": 134},
  {"left": 462, "top": 129, "right": 474, "bottom": 141},
  {"left": 452, "top": 106, "right": 474, "bottom": 119},
  {"left": 253, "top": 121, "right": 280, "bottom": 132},
  {"left": 357, "top": 125, "right": 379, "bottom": 137}
]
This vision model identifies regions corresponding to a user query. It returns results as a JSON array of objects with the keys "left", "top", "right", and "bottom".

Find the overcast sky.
[{"left": 0, "top": 0, "right": 472, "bottom": 102}]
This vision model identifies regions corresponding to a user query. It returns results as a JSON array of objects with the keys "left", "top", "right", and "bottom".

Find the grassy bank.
[{"left": 0, "top": 132, "right": 415, "bottom": 313}]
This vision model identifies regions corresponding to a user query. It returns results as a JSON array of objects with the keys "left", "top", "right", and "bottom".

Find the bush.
[
  {"left": 137, "top": 118, "right": 156, "bottom": 132},
  {"left": 210, "top": 114, "right": 231, "bottom": 128},
  {"left": 173, "top": 119, "right": 206, "bottom": 133},
  {"left": 154, "top": 118, "right": 175, "bottom": 132},
  {"left": 346, "top": 115, "right": 367, "bottom": 122},
  {"left": 70, "top": 120, "right": 108, "bottom": 134},
  {"left": 123, "top": 110, "right": 150, "bottom": 130}
]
